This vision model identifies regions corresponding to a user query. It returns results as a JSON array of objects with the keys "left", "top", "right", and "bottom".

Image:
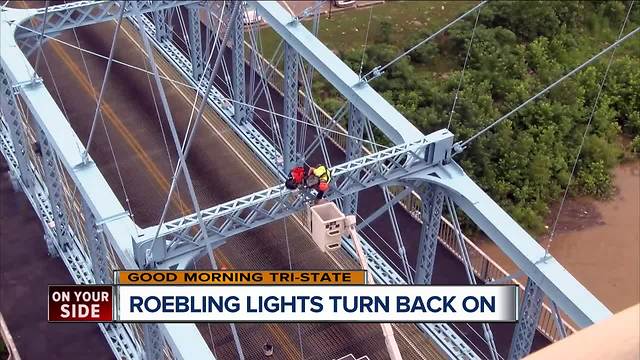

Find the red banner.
[{"left": 48, "top": 285, "right": 113, "bottom": 322}]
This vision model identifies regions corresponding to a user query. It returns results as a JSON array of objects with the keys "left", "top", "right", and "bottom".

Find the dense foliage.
[{"left": 315, "top": 1, "right": 639, "bottom": 233}]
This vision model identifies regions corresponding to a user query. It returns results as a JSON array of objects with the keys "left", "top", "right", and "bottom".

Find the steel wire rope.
[
  {"left": 12, "top": 23, "right": 382, "bottom": 153},
  {"left": 247, "top": 16, "right": 285, "bottom": 154},
  {"left": 147, "top": 1, "right": 241, "bottom": 260},
  {"left": 13, "top": 20, "right": 389, "bottom": 168},
  {"left": 83, "top": 2, "right": 127, "bottom": 161},
  {"left": 135, "top": 3, "right": 227, "bottom": 264},
  {"left": 545, "top": 0, "right": 635, "bottom": 257},
  {"left": 357, "top": 6, "right": 374, "bottom": 79},
  {"left": 227, "top": 97, "right": 388, "bottom": 150},
  {"left": 447, "top": 5, "right": 481, "bottom": 130},
  {"left": 541, "top": 2, "right": 635, "bottom": 340},
  {"left": 298, "top": 57, "right": 331, "bottom": 167},
  {"left": 138, "top": 32, "right": 185, "bottom": 206},
  {"left": 449, "top": 323, "right": 494, "bottom": 360},
  {"left": 31, "top": 0, "right": 50, "bottom": 78},
  {"left": 179, "top": 2, "right": 227, "bottom": 155},
  {"left": 366, "top": 120, "right": 414, "bottom": 283},
  {"left": 171, "top": 7, "right": 235, "bottom": 102},
  {"left": 37, "top": 37, "right": 101, "bottom": 242},
  {"left": 362, "top": 1, "right": 488, "bottom": 83},
  {"left": 34, "top": 2, "right": 139, "bottom": 234},
  {"left": 192, "top": 256, "right": 220, "bottom": 359},
  {"left": 445, "top": 198, "right": 499, "bottom": 360},
  {"left": 245, "top": 18, "right": 283, "bottom": 151},
  {"left": 298, "top": 1, "right": 323, "bottom": 160}
]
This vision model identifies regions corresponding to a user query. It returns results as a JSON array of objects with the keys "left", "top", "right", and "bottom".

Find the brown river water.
[{"left": 478, "top": 161, "right": 640, "bottom": 313}]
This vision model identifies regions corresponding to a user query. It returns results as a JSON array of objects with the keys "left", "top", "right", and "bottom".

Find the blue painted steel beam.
[
  {"left": 343, "top": 104, "right": 365, "bottom": 214},
  {"left": 282, "top": 43, "right": 299, "bottom": 172},
  {"left": 232, "top": 3, "right": 247, "bottom": 124},
  {"left": 1, "top": 7, "right": 213, "bottom": 359},
  {"left": 508, "top": 279, "right": 544, "bottom": 360},
  {"left": 253, "top": 1, "right": 423, "bottom": 145},
  {"left": 414, "top": 183, "right": 445, "bottom": 284},
  {"left": 187, "top": 7, "right": 203, "bottom": 80}
]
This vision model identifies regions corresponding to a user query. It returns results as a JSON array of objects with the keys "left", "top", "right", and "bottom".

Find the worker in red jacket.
[
  {"left": 284, "top": 164, "right": 331, "bottom": 202},
  {"left": 285, "top": 166, "right": 306, "bottom": 190}
]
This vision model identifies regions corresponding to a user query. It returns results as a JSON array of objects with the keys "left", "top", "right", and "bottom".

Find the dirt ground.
[{"left": 478, "top": 161, "right": 640, "bottom": 313}]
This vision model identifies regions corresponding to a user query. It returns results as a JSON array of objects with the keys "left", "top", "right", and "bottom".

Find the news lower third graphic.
[{"left": 48, "top": 271, "right": 518, "bottom": 323}]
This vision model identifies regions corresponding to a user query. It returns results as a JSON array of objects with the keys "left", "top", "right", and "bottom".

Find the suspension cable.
[
  {"left": 83, "top": 1, "right": 127, "bottom": 162},
  {"left": 447, "top": 5, "right": 481, "bottom": 129},
  {"left": 298, "top": 58, "right": 332, "bottom": 167},
  {"left": 362, "top": 1, "right": 488, "bottom": 83},
  {"left": 457, "top": 25, "right": 640, "bottom": 153},
  {"left": 14, "top": 22, "right": 377, "bottom": 153},
  {"left": 31, "top": 0, "right": 49, "bottom": 78},
  {"left": 445, "top": 197, "right": 499, "bottom": 360},
  {"left": 358, "top": 6, "right": 374, "bottom": 79},
  {"left": 147, "top": 2, "right": 240, "bottom": 259},
  {"left": 545, "top": 1, "right": 635, "bottom": 256}
]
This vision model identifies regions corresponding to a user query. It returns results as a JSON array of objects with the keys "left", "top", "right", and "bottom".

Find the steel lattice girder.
[
  {"left": 133, "top": 16, "right": 479, "bottom": 358},
  {"left": 253, "top": 1, "right": 423, "bottom": 145},
  {"left": 134, "top": 130, "right": 455, "bottom": 266},
  {"left": 508, "top": 279, "right": 544, "bottom": 360},
  {"left": 13, "top": 1, "right": 199, "bottom": 40},
  {"left": 253, "top": 0, "right": 611, "bottom": 329},
  {"left": 0, "top": 5, "right": 213, "bottom": 360},
  {"left": 414, "top": 183, "right": 445, "bottom": 285},
  {"left": 343, "top": 103, "right": 365, "bottom": 215}
]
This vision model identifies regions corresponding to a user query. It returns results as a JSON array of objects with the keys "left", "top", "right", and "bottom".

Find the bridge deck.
[
  {"left": 27, "top": 10, "right": 444, "bottom": 360},
  {"left": 4, "top": 1, "right": 552, "bottom": 358}
]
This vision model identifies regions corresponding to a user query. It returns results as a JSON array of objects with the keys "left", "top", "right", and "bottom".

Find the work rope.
[
  {"left": 545, "top": 1, "right": 635, "bottom": 257},
  {"left": 447, "top": 5, "right": 481, "bottom": 130},
  {"left": 358, "top": 6, "right": 374, "bottom": 79},
  {"left": 362, "top": 1, "right": 488, "bottom": 83},
  {"left": 84, "top": 1, "right": 127, "bottom": 160}
]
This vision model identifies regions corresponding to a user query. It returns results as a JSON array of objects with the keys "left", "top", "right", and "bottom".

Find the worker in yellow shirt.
[{"left": 306, "top": 164, "right": 331, "bottom": 202}]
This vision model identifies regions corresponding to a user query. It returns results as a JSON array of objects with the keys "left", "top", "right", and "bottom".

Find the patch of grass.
[{"left": 253, "top": 1, "right": 478, "bottom": 62}]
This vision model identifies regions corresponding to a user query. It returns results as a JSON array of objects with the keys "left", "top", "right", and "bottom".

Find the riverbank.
[{"left": 478, "top": 161, "right": 640, "bottom": 313}]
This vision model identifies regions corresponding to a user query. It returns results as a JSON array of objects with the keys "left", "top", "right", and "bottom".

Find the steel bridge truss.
[
  {"left": 135, "top": 130, "right": 454, "bottom": 268},
  {"left": 1, "top": 1, "right": 613, "bottom": 360}
]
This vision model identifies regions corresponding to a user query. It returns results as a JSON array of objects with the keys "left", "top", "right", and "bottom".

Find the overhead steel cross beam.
[
  {"left": 134, "top": 130, "right": 454, "bottom": 267},
  {"left": 253, "top": 1, "right": 423, "bottom": 144},
  {"left": 13, "top": 1, "right": 199, "bottom": 40}
]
